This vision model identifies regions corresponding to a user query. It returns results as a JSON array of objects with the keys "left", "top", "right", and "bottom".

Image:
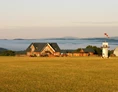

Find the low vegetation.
[
  {"left": 0, "top": 57, "right": 118, "bottom": 92},
  {"left": 0, "top": 50, "right": 15, "bottom": 56}
]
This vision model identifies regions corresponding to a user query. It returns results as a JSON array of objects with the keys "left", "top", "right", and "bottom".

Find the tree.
[
  {"left": 74, "top": 48, "right": 81, "bottom": 53},
  {"left": 86, "top": 45, "right": 102, "bottom": 56}
]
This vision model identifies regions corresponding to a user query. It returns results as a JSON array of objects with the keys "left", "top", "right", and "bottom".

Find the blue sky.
[{"left": 0, "top": 0, "right": 118, "bottom": 38}]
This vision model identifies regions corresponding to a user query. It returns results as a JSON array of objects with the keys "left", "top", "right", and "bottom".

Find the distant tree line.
[{"left": 0, "top": 50, "right": 15, "bottom": 56}]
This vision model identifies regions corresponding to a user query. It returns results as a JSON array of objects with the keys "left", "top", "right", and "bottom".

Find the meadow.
[{"left": 0, "top": 57, "right": 118, "bottom": 92}]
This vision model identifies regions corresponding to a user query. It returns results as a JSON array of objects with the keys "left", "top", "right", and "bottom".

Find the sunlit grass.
[{"left": 0, "top": 57, "right": 118, "bottom": 92}]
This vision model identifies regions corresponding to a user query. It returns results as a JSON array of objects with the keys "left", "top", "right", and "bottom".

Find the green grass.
[{"left": 0, "top": 57, "right": 118, "bottom": 92}]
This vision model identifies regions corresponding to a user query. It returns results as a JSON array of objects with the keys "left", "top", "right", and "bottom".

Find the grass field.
[{"left": 0, "top": 57, "right": 118, "bottom": 92}]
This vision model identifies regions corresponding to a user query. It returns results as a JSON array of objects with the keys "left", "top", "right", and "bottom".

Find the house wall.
[
  {"left": 54, "top": 52, "right": 60, "bottom": 56},
  {"left": 114, "top": 47, "right": 118, "bottom": 56},
  {"left": 30, "top": 45, "right": 35, "bottom": 52},
  {"left": 67, "top": 53, "right": 73, "bottom": 57},
  {"left": 69, "top": 53, "right": 89, "bottom": 57},
  {"left": 89, "top": 52, "right": 94, "bottom": 56},
  {"left": 73, "top": 53, "right": 80, "bottom": 56},
  {"left": 27, "top": 52, "right": 40, "bottom": 56},
  {"left": 27, "top": 52, "right": 31, "bottom": 56},
  {"left": 41, "top": 45, "right": 55, "bottom": 55}
]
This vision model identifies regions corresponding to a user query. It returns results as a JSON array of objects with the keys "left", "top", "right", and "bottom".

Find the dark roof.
[
  {"left": 49, "top": 43, "right": 60, "bottom": 52},
  {"left": 26, "top": 43, "right": 60, "bottom": 52},
  {"left": 61, "top": 49, "right": 75, "bottom": 53},
  {"left": 84, "top": 48, "right": 95, "bottom": 53},
  {"left": 74, "top": 48, "right": 95, "bottom": 53}
]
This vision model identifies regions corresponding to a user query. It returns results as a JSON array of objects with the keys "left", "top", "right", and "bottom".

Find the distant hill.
[
  {"left": 11, "top": 36, "right": 118, "bottom": 41},
  {"left": 41, "top": 36, "right": 118, "bottom": 40},
  {"left": 13, "top": 38, "right": 25, "bottom": 40},
  {"left": 42, "top": 37, "right": 79, "bottom": 40},
  {"left": 0, "top": 48, "right": 8, "bottom": 52}
]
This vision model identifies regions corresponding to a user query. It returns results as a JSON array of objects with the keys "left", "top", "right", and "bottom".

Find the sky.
[{"left": 0, "top": 0, "right": 118, "bottom": 39}]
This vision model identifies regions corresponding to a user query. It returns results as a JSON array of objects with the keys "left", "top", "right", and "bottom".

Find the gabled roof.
[
  {"left": 74, "top": 48, "right": 95, "bottom": 53},
  {"left": 49, "top": 43, "right": 60, "bottom": 52},
  {"left": 84, "top": 48, "right": 95, "bottom": 53},
  {"left": 26, "top": 43, "right": 60, "bottom": 52},
  {"left": 61, "top": 49, "right": 75, "bottom": 53}
]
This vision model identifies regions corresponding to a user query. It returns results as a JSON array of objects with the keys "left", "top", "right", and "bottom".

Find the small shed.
[{"left": 114, "top": 47, "right": 118, "bottom": 56}]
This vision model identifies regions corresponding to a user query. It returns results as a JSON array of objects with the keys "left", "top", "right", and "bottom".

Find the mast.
[{"left": 102, "top": 33, "right": 110, "bottom": 58}]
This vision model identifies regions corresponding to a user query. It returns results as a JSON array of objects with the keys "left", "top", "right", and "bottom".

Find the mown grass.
[{"left": 0, "top": 56, "right": 118, "bottom": 92}]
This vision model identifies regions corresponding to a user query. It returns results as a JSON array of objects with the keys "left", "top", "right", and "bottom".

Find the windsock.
[{"left": 104, "top": 33, "right": 109, "bottom": 38}]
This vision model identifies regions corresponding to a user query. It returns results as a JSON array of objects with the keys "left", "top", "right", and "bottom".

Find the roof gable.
[
  {"left": 49, "top": 43, "right": 60, "bottom": 52},
  {"left": 26, "top": 43, "right": 60, "bottom": 52}
]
